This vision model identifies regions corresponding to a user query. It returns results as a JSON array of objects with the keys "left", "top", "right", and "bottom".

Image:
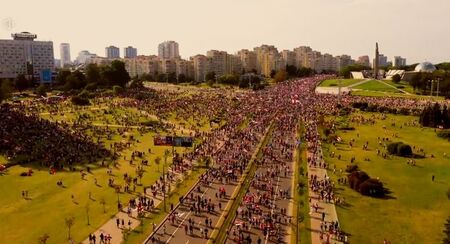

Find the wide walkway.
[
  {"left": 82, "top": 167, "right": 187, "bottom": 244},
  {"left": 307, "top": 143, "right": 342, "bottom": 244}
]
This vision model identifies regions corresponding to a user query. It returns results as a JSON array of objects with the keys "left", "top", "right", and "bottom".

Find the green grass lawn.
[
  {"left": 383, "top": 80, "right": 415, "bottom": 94},
  {"left": 321, "top": 112, "right": 450, "bottom": 244},
  {"left": 0, "top": 130, "right": 183, "bottom": 244},
  {"left": 0, "top": 102, "right": 213, "bottom": 244},
  {"left": 353, "top": 80, "right": 400, "bottom": 93},
  {"left": 319, "top": 79, "right": 363, "bottom": 87},
  {"left": 292, "top": 123, "right": 311, "bottom": 244}
]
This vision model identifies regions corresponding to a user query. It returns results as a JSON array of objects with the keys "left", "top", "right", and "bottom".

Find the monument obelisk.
[{"left": 374, "top": 42, "right": 379, "bottom": 80}]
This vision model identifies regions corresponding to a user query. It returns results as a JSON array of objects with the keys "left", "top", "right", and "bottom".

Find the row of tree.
[
  {"left": 419, "top": 103, "right": 450, "bottom": 128},
  {"left": 56, "top": 61, "right": 130, "bottom": 90}
]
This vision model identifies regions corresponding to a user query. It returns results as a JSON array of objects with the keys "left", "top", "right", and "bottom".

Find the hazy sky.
[{"left": 1, "top": 0, "right": 449, "bottom": 64}]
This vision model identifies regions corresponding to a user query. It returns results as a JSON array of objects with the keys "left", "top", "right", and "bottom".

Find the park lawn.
[
  {"left": 319, "top": 79, "right": 363, "bottom": 87},
  {"left": 0, "top": 126, "right": 193, "bottom": 244},
  {"left": 292, "top": 123, "right": 311, "bottom": 244},
  {"left": 321, "top": 112, "right": 450, "bottom": 244},
  {"left": 351, "top": 90, "right": 446, "bottom": 101},
  {"left": 383, "top": 80, "right": 415, "bottom": 94},
  {"left": 353, "top": 80, "right": 400, "bottom": 93}
]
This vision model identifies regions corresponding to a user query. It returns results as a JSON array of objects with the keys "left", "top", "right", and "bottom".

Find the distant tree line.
[
  {"left": 419, "top": 103, "right": 450, "bottom": 128},
  {"left": 56, "top": 60, "right": 130, "bottom": 91}
]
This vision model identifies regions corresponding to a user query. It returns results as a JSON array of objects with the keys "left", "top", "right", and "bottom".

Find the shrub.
[
  {"left": 113, "top": 85, "right": 124, "bottom": 95},
  {"left": 345, "top": 164, "right": 359, "bottom": 173},
  {"left": 36, "top": 84, "right": 47, "bottom": 97},
  {"left": 392, "top": 74, "right": 401, "bottom": 83},
  {"left": 71, "top": 95, "right": 90, "bottom": 106},
  {"left": 358, "top": 178, "right": 385, "bottom": 197},
  {"left": 397, "top": 143, "right": 412, "bottom": 157},
  {"left": 85, "top": 82, "right": 97, "bottom": 91},
  {"left": 388, "top": 142, "right": 412, "bottom": 157},
  {"left": 387, "top": 142, "right": 402, "bottom": 154},
  {"left": 78, "top": 90, "right": 93, "bottom": 99},
  {"left": 437, "top": 130, "right": 450, "bottom": 140},
  {"left": 348, "top": 171, "right": 369, "bottom": 190}
]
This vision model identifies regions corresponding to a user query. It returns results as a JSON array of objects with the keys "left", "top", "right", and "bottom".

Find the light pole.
[
  {"left": 430, "top": 80, "right": 434, "bottom": 97},
  {"left": 437, "top": 78, "right": 440, "bottom": 97},
  {"left": 338, "top": 77, "right": 342, "bottom": 105}
]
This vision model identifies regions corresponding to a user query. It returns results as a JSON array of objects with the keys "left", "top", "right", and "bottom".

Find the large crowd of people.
[{"left": 2, "top": 75, "right": 447, "bottom": 243}]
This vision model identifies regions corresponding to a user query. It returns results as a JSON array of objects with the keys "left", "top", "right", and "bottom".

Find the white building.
[
  {"left": 75, "top": 50, "right": 97, "bottom": 64},
  {"left": 158, "top": 41, "right": 180, "bottom": 59},
  {"left": 105, "top": 45, "right": 120, "bottom": 59},
  {"left": 0, "top": 32, "right": 54, "bottom": 79},
  {"left": 60, "top": 43, "right": 71, "bottom": 67},
  {"left": 124, "top": 46, "right": 137, "bottom": 58}
]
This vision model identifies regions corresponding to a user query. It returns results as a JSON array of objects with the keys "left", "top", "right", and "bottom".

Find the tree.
[
  {"left": 65, "top": 217, "right": 75, "bottom": 240},
  {"left": 155, "top": 157, "right": 161, "bottom": 172},
  {"left": 56, "top": 69, "right": 71, "bottom": 85},
  {"left": 177, "top": 74, "right": 187, "bottom": 83},
  {"left": 156, "top": 73, "right": 167, "bottom": 82},
  {"left": 15, "top": 74, "right": 30, "bottom": 91},
  {"left": 38, "top": 233, "right": 50, "bottom": 244},
  {"left": 297, "top": 67, "right": 314, "bottom": 77},
  {"left": 285, "top": 65, "right": 298, "bottom": 78},
  {"left": 167, "top": 72, "right": 177, "bottom": 83},
  {"left": 36, "top": 84, "right": 47, "bottom": 97},
  {"left": 0, "top": 79, "right": 13, "bottom": 102},
  {"left": 392, "top": 74, "right": 401, "bottom": 83},
  {"left": 218, "top": 74, "right": 239, "bottom": 86},
  {"left": 273, "top": 70, "right": 287, "bottom": 83},
  {"left": 205, "top": 71, "right": 216, "bottom": 81},
  {"left": 100, "top": 198, "right": 106, "bottom": 213},
  {"left": 113, "top": 85, "right": 124, "bottom": 95},
  {"left": 270, "top": 70, "right": 276, "bottom": 78},
  {"left": 444, "top": 217, "right": 450, "bottom": 243},
  {"left": 85, "top": 63, "right": 101, "bottom": 84},
  {"left": 339, "top": 64, "right": 370, "bottom": 78},
  {"left": 85, "top": 204, "right": 90, "bottom": 225},
  {"left": 110, "top": 60, "right": 130, "bottom": 87},
  {"left": 64, "top": 74, "right": 85, "bottom": 90}
]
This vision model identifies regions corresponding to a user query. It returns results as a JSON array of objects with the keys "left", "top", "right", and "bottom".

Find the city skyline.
[{"left": 1, "top": 0, "right": 449, "bottom": 64}]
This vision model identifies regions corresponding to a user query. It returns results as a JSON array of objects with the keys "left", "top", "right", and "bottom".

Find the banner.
[{"left": 154, "top": 136, "right": 193, "bottom": 147}]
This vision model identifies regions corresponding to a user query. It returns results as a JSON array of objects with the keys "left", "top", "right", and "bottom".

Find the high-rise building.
[
  {"left": 393, "top": 56, "right": 407, "bottom": 67},
  {"left": 191, "top": 55, "right": 208, "bottom": 82},
  {"left": 160, "top": 59, "right": 177, "bottom": 74},
  {"left": 105, "top": 45, "right": 120, "bottom": 58},
  {"left": 335, "top": 55, "right": 354, "bottom": 71},
  {"left": 124, "top": 46, "right": 137, "bottom": 58},
  {"left": 124, "top": 55, "right": 159, "bottom": 78},
  {"left": 158, "top": 41, "right": 180, "bottom": 59},
  {"left": 226, "top": 54, "right": 243, "bottom": 75},
  {"left": 281, "top": 50, "right": 296, "bottom": 67},
  {"left": 254, "top": 45, "right": 279, "bottom": 77},
  {"left": 237, "top": 49, "right": 257, "bottom": 73},
  {"left": 0, "top": 32, "right": 54, "bottom": 79},
  {"left": 206, "top": 50, "right": 228, "bottom": 77},
  {"left": 293, "top": 46, "right": 313, "bottom": 68},
  {"left": 60, "top": 43, "right": 71, "bottom": 67},
  {"left": 357, "top": 55, "right": 370, "bottom": 67}
]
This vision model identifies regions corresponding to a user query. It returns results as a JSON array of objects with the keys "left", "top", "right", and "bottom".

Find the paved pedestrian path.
[
  {"left": 82, "top": 168, "right": 186, "bottom": 244},
  {"left": 307, "top": 143, "right": 342, "bottom": 244}
]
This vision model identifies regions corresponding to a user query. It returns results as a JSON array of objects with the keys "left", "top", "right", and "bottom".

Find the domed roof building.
[{"left": 415, "top": 62, "right": 436, "bottom": 73}]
